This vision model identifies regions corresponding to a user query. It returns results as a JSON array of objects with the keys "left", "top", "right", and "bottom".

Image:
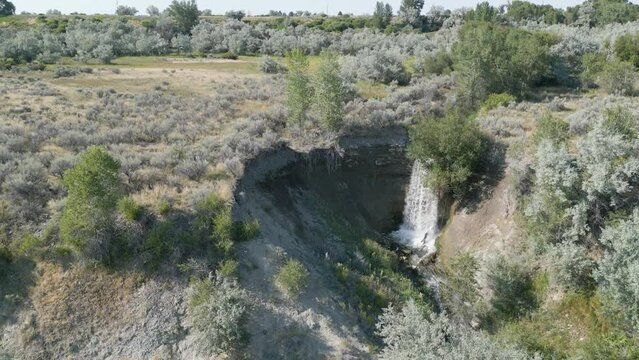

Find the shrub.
[
  {"left": 117, "top": 197, "right": 142, "bottom": 221},
  {"left": 598, "top": 60, "right": 636, "bottom": 95},
  {"left": 259, "top": 56, "right": 286, "bottom": 74},
  {"left": 376, "top": 300, "right": 530, "bottom": 359},
  {"left": 547, "top": 242, "right": 593, "bottom": 290},
  {"left": 2, "top": 158, "right": 50, "bottom": 222},
  {"left": 413, "top": 50, "right": 453, "bottom": 76},
  {"left": 487, "top": 257, "right": 536, "bottom": 320},
  {"left": 234, "top": 218, "right": 260, "bottom": 242},
  {"left": 53, "top": 66, "right": 79, "bottom": 78},
  {"left": 533, "top": 113, "right": 569, "bottom": 144},
  {"left": 441, "top": 252, "right": 480, "bottom": 321},
  {"left": 481, "top": 93, "right": 516, "bottom": 112},
  {"left": 217, "top": 259, "right": 238, "bottom": 278},
  {"left": 409, "top": 111, "right": 488, "bottom": 195},
  {"left": 59, "top": 146, "right": 122, "bottom": 260},
  {"left": 275, "top": 259, "right": 309, "bottom": 298},
  {"left": 596, "top": 210, "right": 639, "bottom": 331},
  {"left": 189, "top": 277, "right": 249, "bottom": 357}
]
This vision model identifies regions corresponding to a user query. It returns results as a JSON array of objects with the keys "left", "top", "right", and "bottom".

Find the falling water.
[{"left": 392, "top": 161, "right": 439, "bottom": 256}]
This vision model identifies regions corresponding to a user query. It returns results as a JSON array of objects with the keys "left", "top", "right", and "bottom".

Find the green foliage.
[
  {"left": 0, "top": 0, "right": 15, "bottom": 16},
  {"left": 533, "top": 113, "right": 569, "bottom": 144},
  {"left": 361, "top": 238, "right": 398, "bottom": 270},
  {"left": 453, "top": 21, "right": 551, "bottom": 107},
  {"left": 581, "top": 52, "right": 607, "bottom": 88},
  {"left": 497, "top": 292, "right": 638, "bottom": 358},
  {"left": 286, "top": 48, "right": 313, "bottom": 130},
  {"left": 275, "top": 259, "right": 309, "bottom": 298},
  {"left": 614, "top": 33, "right": 639, "bottom": 68},
  {"left": 234, "top": 218, "right": 260, "bottom": 242},
  {"left": 413, "top": 50, "right": 453, "bottom": 76},
  {"left": 189, "top": 277, "right": 249, "bottom": 357},
  {"left": 0, "top": 246, "right": 11, "bottom": 279},
  {"left": 441, "top": 252, "right": 480, "bottom": 320},
  {"left": 314, "top": 50, "right": 344, "bottom": 132},
  {"left": 376, "top": 300, "right": 531, "bottom": 359},
  {"left": 507, "top": 0, "right": 565, "bottom": 24},
  {"left": 487, "top": 257, "right": 536, "bottom": 320},
  {"left": 372, "top": 2, "right": 393, "bottom": 30},
  {"left": 143, "top": 220, "right": 173, "bottom": 267},
  {"left": 603, "top": 106, "right": 637, "bottom": 139},
  {"left": 409, "top": 111, "right": 488, "bottom": 195},
  {"left": 465, "top": 1, "right": 500, "bottom": 22},
  {"left": 547, "top": 242, "right": 594, "bottom": 291},
  {"left": 598, "top": 60, "right": 636, "bottom": 95},
  {"left": 481, "top": 93, "right": 516, "bottom": 112},
  {"left": 167, "top": 0, "right": 199, "bottom": 34},
  {"left": 398, "top": 0, "right": 424, "bottom": 27},
  {"left": 117, "top": 197, "right": 141, "bottom": 221},
  {"left": 596, "top": 210, "right": 639, "bottom": 331},
  {"left": 586, "top": 0, "right": 639, "bottom": 26},
  {"left": 11, "top": 233, "right": 45, "bottom": 258},
  {"left": 217, "top": 259, "right": 238, "bottom": 278},
  {"left": 59, "top": 146, "right": 122, "bottom": 260}
]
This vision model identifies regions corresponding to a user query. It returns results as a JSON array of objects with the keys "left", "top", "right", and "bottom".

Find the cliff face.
[{"left": 232, "top": 134, "right": 414, "bottom": 359}]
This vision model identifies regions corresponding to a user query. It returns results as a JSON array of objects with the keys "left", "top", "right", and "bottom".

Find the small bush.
[
  {"left": 189, "top": 277, "right": 249, "bottom": 357},
  {"left": 117, "top": 197, "right": 142, "bottom": 221},
  {"left": 53, "top": 66, "right": 79, "bottom": 78},
  {"left": 275, "top": 259, "right": 309, "bottom": 298},
  {"left": 598, "top": 60, "right": 636, "bottom": 95},
  {"left": 217, "top": 259, "right": 238, "bottom": 278},
  {"left": 260, "top": 56, "right": 286, "bottom": 74},
  {"left": 481, "top": 93, "right": 516, "bottom": 112},
  {"left": 533, "top": 113, "right": 569, "bottom": 144},
  {"left": 234, "top": 218, "right": 260, "bottom": 242},
  {"left": 487, "top": 257, "right": 536, "bottom": 320},
  {"left": 413, "top": 50, "right": 453, "bottom": 76}
]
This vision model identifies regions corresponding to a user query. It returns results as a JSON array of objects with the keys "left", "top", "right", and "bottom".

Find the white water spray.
[{"left": 392, "top": 161, "right": 439, "bottom": 255}]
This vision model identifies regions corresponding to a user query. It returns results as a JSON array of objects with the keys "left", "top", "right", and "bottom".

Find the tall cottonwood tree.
[
  {"left": 286, "top": 48, "right": 312, "bottom": 130},
  {"left": 314, "top": 51, "right": 344, "bottom": 131},
  {"left": 399, "top": 0, "right": 424, "bottom": 27},
  {"left": 373, "top": 2, "right": 394, "bottom": 29},
  {"left": 167, "top": 0, "right": 200, "bottom": 34}
]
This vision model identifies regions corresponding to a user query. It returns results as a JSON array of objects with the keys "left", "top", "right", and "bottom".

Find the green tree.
[
  {"left": 314, "top": 51, "right": 344, "bottom": 132},
  {"left": 398, "top": 0, "right": 424, "bottom": 27},
  {"left": 60, "top": 146, "right": 122, "bottom": 260},
  {"left": 452, "top": 22, "right": 551, "bottom": 108},
  {"left": 286, "top": 48, "right": 313, "bottom": 131},
  {"left": 506, "top": 0, "right": 565, "bottom": 24},
  {"left": 614, "top": 33, "right": 639, "bottom": 68},
  {"left": 372, "top": 2, "right": 393, "bottom": 29},
  {"left": 466, "top": 1, "right": 500, "bottom": 22},
  {"left": 167, "top": 0, "right": 200, "bottom": 34},
  {"left": 0, "top": 0, "right": 15, "bottom": 16},
  {"left": 598, "top": 60, "right": 636, "bottom": 95},
  {"left": 408, "top": 111, "right": 487, "bottom": 195}
]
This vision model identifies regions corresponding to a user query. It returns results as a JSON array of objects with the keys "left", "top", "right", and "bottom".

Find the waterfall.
[{"left": 392, "top": 161, "right": 439, "bottom": 255}]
